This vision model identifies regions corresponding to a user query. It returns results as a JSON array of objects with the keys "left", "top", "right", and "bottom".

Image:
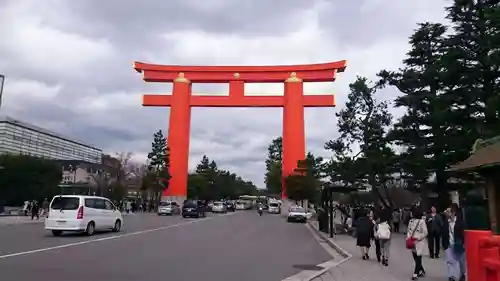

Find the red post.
[
  {"left": 466, "top": 230, "right": 493, "bottom": 281},
  {"left": 282, "top": 73, "right": 305, "bottom": 199},
  {"left": 165, "top": 73, "right": 191, "bottom": 199}
]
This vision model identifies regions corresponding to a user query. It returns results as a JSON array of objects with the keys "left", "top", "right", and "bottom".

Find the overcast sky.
[{"left": 0, "top": 0, "right": 449, "bottom": 188}]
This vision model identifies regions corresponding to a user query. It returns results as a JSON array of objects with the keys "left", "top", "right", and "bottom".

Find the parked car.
[
  {"left": 45, "top": 195, "right": 123, "bottom": 236},
  {"left": 182, "top": 200, "right": 206, "bottom": 218},
  {"left": 158, "top": 201, "right": 181, "bottom": 216},
  {"left": 287, "top": 206, "right": 307, "bottom": 223},
  {"left": 225, "top": 201, "right": 236, "bottom": 212},
  {"left": 211, "top": 201, "right": 227, "bottom": 213}
]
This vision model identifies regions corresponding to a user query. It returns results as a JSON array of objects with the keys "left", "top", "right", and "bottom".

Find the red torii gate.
[{"left": 134, "top": 60, "right": 347, "bottom": 200}]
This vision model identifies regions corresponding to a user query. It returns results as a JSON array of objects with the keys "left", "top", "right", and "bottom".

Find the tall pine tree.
[
  {"left": 379, "top": 23, "right": 451, "bottom": 207},
  {"left": 264, "top": 137, "right": 283, "bottom": 195},
  {"left": 147, "top": 130, "right": 171, "bottom": 203},
  {"left": 445, "top": 0, "right": 500, "bottom": 140},
  {"left": 325, "top": 77, "right": 395, "bottom": 208}
]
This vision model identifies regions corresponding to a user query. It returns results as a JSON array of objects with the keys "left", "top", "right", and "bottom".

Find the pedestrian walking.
[
  {"left": 426, "top": 205, "right": 443, "bottom": 258},
  {"left": 441, "top": 203, "right": 466, "bottom": 281},
  {"left": 373, "top": 205, "right": 390, "bottom": 262},
  {"left": 392, "top": 208, "right": 401, "bottom": 233},
  {"left": 375, "top": 211, "right": 392, "bottom": 266},
  {"left": 30, "top": 200, "right": 40, "bottom": 220},
  {"left": 403, "top": 208, "right": 411, "bottom": 234},
  {"left": 355, "top": 209, "right": 374, "bottom": 260},
  {"left": 406, "top": 206, "right": 428, "bottom": 280},
  {"left": 41, "top": 198, "right": 49, "bottom": 217}
]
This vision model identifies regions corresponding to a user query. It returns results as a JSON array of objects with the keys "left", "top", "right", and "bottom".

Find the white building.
[{"left": 0, "top": 116, "right": 102, "bottom": 163}]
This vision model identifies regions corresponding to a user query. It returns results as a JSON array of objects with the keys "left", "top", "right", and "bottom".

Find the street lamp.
[{"left": 0, "top": 74, "right": 4, "bottom": 110}]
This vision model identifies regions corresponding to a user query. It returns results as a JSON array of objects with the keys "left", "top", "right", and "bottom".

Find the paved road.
[{"left": 0, "top": 211, "right": 331, "bottom": 281}]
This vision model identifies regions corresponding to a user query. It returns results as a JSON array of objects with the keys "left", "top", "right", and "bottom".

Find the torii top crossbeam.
[{"left": 134, "top": 60, "right": 347, "bottom": 83}]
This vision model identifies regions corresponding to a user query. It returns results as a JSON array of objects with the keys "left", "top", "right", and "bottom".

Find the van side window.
[
  {"left": 104, "top": 200, "right": 114, "bottom": 210},
  {"left": 94, "top": 199, "right": 106, "bottom": 210},
  {"left": 85, "top": 199, "right": 96, "bottom": 208}
]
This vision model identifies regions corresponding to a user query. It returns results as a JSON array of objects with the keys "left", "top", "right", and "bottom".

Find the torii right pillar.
[{"left": 282, "top": 73, "right": 305, "bottom": 199}]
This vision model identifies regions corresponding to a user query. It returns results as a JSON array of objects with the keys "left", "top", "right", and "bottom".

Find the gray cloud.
[{"left": 0, "top": 0, "right": 449, "bottom": 187}]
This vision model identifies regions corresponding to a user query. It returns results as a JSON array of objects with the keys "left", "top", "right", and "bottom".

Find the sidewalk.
[
  {"left": 309, "top": 221, "right": 448, "bottom": 281},
  {"left": 0, "top": 216, "right": 44, "bottom": 226}
]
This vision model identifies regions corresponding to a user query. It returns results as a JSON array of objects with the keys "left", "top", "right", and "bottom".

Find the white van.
[
  {"left": 268, "top": 202, "right": 281, "bottom": 214},
  {"left": 45, "top": 195, "right": 123, "bottom": 236}
]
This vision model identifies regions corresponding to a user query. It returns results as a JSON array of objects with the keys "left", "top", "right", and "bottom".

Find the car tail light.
[{"left": 76, "top": 206, "right": 84, "bottom": 219}]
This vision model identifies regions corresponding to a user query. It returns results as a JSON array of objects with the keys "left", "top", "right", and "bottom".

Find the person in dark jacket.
[
  {"left": 426, "top": 205, "right": 443, "bottom": 258},
  {"left": 31, "top": 200, "right": 40, "bottom": 220},
  {"left": 356, "top": 209, "right": 374, "bottom": 260},
  {"left": 441, "top": 203, "right": 466, "bottom": 281}
]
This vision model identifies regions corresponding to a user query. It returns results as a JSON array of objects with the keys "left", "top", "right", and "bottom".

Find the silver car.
[
  {"left": 211, "top": 201, "right": 227, "bottom": 213},
  {"left": 158, "top": 201, "right": 181, "bottom": 216}
]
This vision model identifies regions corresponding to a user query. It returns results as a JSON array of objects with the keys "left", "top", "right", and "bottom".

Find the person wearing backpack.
[
  {"left": 406, "top": 206, "right": 428, "bottom": 280},
  {"left": 375, "top": 211, "right": 392, "bottom": 266}
]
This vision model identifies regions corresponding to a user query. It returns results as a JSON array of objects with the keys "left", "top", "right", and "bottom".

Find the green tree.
[
  {"left": 286, "top": 152, "right": 325, "bottom": 204},
  {"left": 188, "top": 155, "right": 258, "bottom": 200},
  {"left": 193, "top": 155, "right": 218, "bottom": 200},
  {"left": 146, "top": 130, "right": 171, "bottom": 207},
  {"left": 379, "top": 23, "right": 450, "bottom": 207},
  {"left": 285, "top": 174, "right": 316, "bottom": 203},
  {"left": 325, "top": 77, "right": 395, "bottom": 208},
  {"left": 445, "top": 0, "right": 500, "bottom": 140},
  {"left": 264, "top": 137, "right": 283, "bottom": 195},
  {"left": 0, "top": 154, "right": 62, "bottom": 206},
  {"left": 302, "top": 152, "right": 325, "bottom": 179}
]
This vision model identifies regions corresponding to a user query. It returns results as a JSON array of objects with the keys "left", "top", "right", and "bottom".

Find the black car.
[
  {"left": 182, "top": 200, "right": 206, "bottom": 218},
  {"left": 225, "top": 202, "right": 236, "bottom": 212}
]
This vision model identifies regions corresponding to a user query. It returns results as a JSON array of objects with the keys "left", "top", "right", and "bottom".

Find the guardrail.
[{"left": 466, "top": 230, "right": 500, "bottom": 281}]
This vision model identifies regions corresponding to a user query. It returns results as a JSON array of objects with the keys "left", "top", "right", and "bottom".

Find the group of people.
[
  {"left": 354, "top": 203, "right": 466, "bottom": 281},
  {"left": 23, "top": 198, "right": 50, "bottom": 220}
]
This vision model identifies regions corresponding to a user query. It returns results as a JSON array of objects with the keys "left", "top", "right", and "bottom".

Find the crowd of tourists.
[{"left": 343, "top": 203, "right": 465, "bottom": 281}]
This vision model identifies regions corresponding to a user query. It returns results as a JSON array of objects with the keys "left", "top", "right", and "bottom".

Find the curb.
[
  {"left": 299, "top": 221, "right": 352, "bottom": 281},
  {"left": 308, "top": 221, "right": 351, "bottom": 259},
  {"left": 282, "top": 222, "right": 353, "bottom": 281}
]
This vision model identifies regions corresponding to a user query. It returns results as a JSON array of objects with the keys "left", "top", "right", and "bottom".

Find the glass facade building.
[{"left": 0, "top": 116, "right": 102, "bottom": 163}]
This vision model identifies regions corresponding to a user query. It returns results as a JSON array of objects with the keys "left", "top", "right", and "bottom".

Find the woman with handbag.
[
  {"left": 441, "top": 203, "right": 466, "bottom": 281},
  {"left": 406, "top": 207, "right": 428, "bottom": 280}
]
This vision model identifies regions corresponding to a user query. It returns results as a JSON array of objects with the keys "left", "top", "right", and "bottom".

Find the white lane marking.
[{"left": 0, "top": 212, "right": 237, "bottom": 260}]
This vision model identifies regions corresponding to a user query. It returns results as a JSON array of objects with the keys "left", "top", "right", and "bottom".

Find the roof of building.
[
  {"left": 448, "top": 136, "right": 500, "bottom": 173},
  {"left": 56, "top": 159, "right": 103, "bottom": 169},
  {"left": 0, "top": 115, "right": 101, "bottom": 151}
]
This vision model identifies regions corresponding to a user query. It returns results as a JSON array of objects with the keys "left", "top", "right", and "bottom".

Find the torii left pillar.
[{"left": 166, "top": 74, "right": 192, "bottom": 203}]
